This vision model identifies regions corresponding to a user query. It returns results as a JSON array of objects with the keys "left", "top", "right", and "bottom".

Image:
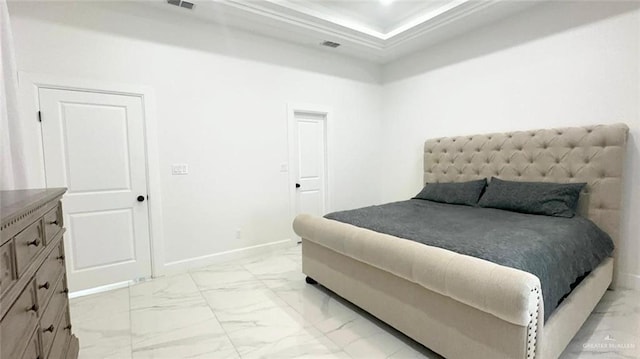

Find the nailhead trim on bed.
[{"left": 527, "top": 287, "right": 541, "bottom": 358}]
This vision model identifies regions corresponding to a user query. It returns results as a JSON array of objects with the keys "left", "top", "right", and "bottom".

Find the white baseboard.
[
  {"left": 69, "top": 280, "right": 132, "bottom": 299},
  {"left": 618, "top": 272, "right": 640, "bottom": 290},
  {"left": 162, "top": 239, "right": 295, "bottom": 276}
]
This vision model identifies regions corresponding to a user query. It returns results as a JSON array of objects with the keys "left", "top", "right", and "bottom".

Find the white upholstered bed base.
[
  {"left": 301, "top": 237, "right": 612, "bottom": 359},
  {"left": 293, "top": 123, "right": 628, "bottom": 359}
]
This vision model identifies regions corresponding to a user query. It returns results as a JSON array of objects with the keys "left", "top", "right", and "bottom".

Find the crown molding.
[
  {"left": 220, "top": 0, "right": 386, "bottom": 50},
  {"left": 384, "top": 0, "right": 500, "bottom": 49},
  {"left": 217, "top": 0, "right": 521, "bottom": 54},
  {"left": 144, "top": 0, "right": 539, "bottom": 64}
]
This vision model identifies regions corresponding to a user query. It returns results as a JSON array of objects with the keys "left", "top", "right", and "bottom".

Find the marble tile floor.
[{"left": 70, "top": 244, "right": 640, "bottom": 359}]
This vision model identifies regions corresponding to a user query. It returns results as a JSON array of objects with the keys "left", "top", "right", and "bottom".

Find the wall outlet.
[
  {"left": 171, "top": 164, "right": 189, "bottom": 175},
  {"left": 235, "top": 229, "right": 242, "bottom": 239},
  {"left": 280, "top": 163, "right": 289, "bottom": 172}
]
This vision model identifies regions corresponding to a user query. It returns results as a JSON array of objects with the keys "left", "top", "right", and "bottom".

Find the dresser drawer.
[
  {"left": 36, "top": 243, "right": 65, "bottom": 309},
  {"left": 0, "top": 240, "right": 16, "bottom": 295},
  {"left": 20, "top": 327, "right": 41, "bottom": 359},
  {"left": 1, "top": 279, "right": 39, "bottom": 359},
  {"left": 15, "top": 220, "right": 44, "bottom": 276},
  {"left": 48, "top": 307, "right": 72, "bottom": 359},
  {"left": 43, "top": 204, "right": 63, "bottom": 245},
  {"left": 40, "top": 275, "right": 68, "bottom": 356}
]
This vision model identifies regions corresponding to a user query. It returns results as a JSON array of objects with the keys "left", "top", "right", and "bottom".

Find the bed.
[{"left": 292, "top": 123, "right": 629, "bottom": 359}]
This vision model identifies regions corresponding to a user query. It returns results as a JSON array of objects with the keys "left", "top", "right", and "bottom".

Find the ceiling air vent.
[
  {"left": 167, "top": 0, "right": 195, "bottom": 10},
  {"left": 180, "top": 1, "right": 194, "bottom": 9},
  {"left": 321, "top": 41, "right": 341, "bottom": 48}
]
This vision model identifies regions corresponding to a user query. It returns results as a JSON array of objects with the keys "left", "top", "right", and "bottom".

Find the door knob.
[
  {"left": 295, "top": 183, "right": 301, "bottom": 188},
  {"left": 137, "top": 195, "right": 145, "bottom": 202}
]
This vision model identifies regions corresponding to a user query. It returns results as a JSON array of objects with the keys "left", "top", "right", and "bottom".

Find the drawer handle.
[
  {"left": 61, "top": 288, "right": 69, "bottom": 294},
  {"left": 43, "top": 324, "right": 55, "bottom": 333},
  {"left": 26, "top": 303, "right": 39, "bottom": 312},
  {"left": 48, "top": 220, "right": 59, "bottom": 225},
  {"left": 39, "top": 282, "right": 50, "bottom": 290},
  {"left": 57, "top": 255, "right": 65, "bottom": 261},
  {"left": 64, "top": 324, "right": 72, "bottom": 331},
  {"left": 27, "top": 238, "right": 41, "bottom": 247}
]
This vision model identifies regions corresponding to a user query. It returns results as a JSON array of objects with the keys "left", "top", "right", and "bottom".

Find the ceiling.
[
  {"left": 270, "top": 0, "right": 458, "bottom": 37},
  {"left": 151, "top": 0, "right": 539, "bottom": 63}
]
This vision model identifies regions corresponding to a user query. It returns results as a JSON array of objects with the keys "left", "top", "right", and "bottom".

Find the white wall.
[
  {"left": 8, "top": 2, "right": 384, "bottom": 268},
  {"left": 8, "top": 1, "right": 640, "bottom": 288},
  {"left": 382, "top": 1, "right": 640, "bottom": 288}
]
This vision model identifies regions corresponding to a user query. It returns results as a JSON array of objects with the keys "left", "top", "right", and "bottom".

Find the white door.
[
  {"left": 39, "top": 88, "right": 152, "bottom": 292},
  {"left": 293, "top": 112, "right": 327, "bottom": 217}
]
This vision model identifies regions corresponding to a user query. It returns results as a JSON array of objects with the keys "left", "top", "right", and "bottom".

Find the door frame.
[
  {"left": 18, "top": 72, "right": 166, "bottom": 280},
  {"left": 287, "top": 103, "right": 331, "bottom": 241}
]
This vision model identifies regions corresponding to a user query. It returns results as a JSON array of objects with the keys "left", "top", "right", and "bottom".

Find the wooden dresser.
[{"left": 1, "top": 188, "right": 79, "bottom": 359}]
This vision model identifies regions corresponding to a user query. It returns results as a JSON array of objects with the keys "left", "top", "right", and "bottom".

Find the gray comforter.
[{"left": 325, "top": 199, "right": 614, "bottom": 320}]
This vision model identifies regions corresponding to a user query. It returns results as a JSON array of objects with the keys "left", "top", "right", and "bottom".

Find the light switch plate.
[{"left": 171, "top": 164, "right": 189, "bottom": 175}]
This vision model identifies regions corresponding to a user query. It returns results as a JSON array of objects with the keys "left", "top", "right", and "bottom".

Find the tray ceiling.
[
  {"left": 151, "top": 0, "right": 539, "bottom": 63},
  {"left": 269, "top": 0, "right": 462, "bottom": 38}
]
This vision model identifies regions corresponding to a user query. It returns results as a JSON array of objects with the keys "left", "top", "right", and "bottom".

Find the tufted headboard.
[{"left": 424, "top": 123, "right": 629, "bottom": 275}]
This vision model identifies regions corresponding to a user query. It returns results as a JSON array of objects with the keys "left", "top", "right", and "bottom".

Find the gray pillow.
[
  {"left": 478, "top": 177, "right": 586, "bottom": 217},
  {"left": 413, "top": 179, "right": 487, "bottom": 206}
]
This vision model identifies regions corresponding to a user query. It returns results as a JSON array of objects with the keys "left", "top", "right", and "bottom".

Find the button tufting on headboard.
[{"left": 423, "top": 123, "right": 629, "bottom": 283}]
